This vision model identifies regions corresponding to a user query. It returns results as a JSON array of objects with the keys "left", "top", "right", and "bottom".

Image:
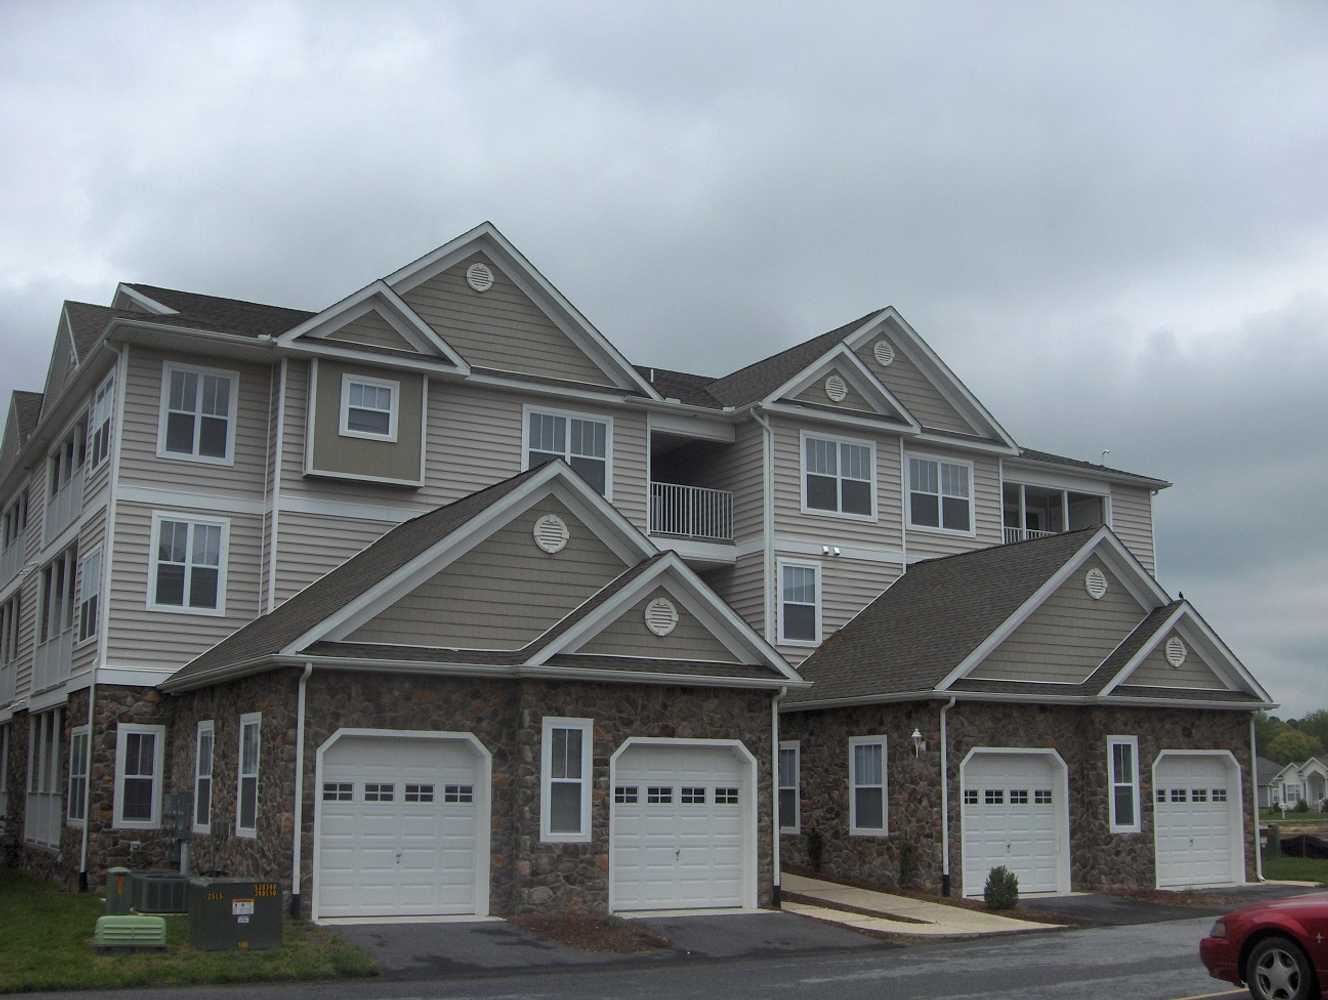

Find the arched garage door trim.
[
  {"left": 608, "top": 737, "right": 759, "bottom": 912},
  {"left": 311, "top": 728, "right": 493, "bottom": 923},
  {"left": 959, "top": 747, "right": 1072, "bottom": 897},
  {"left": 1151, "top": 749, "right": 1245, "bottom": 890}
]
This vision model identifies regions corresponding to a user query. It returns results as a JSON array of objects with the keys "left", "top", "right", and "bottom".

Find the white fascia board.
[
  {"left": 1007, "top": 454, "right": 1172, "bottom": 490},
  {"left": 785, "top": 688, "right": 1270, "bottom": 712},
  {"left": 762, "top": 342, "right": 922, "bottom": 433},
  {"left": 113, "top": 284, "right": 178, "bottom": 315},
  {"left": 761, "top": 401, "right": 916, "bottom": 436},
  {"left": 999, "top": 461, "right": 1112, "bottom": 496},
  {"left": 647, "top": 410, "right": 735, "bottom": 443}
]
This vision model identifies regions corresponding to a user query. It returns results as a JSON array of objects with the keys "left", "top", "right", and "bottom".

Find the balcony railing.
[
  {"left": 0, "top": 542, "right": 21, "bottom": 586},
  {"left": 0, "top": 663, "right": 13, "bottom": 706},
  {"left": 44, "top": 470, "right": 84, "bottom": 544},
  {"left": 1003, "top": 526, "right": 1060, "bottom": 545},
  {"left": 650, "top": 482, "right": 734, "bottom": 544},
  {"left": 32, "top": 627, "right": 74, "bottom": 694}
]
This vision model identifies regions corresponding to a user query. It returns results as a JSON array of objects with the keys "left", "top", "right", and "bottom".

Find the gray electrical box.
[
  {"left": 188, "top": 878, "right": 283, "bottom": 951},
  {"left": 131, "top": 872, "right": 190, "bottom": 913}
]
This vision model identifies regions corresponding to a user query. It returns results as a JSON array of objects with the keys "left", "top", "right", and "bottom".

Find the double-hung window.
[
  {"left": 778, "top": 560, "right": 820, "bottom": 645},
  {"left": 77, "top": 546, "right": 102, "bottom": 643},
  {"left": 87, "top": 374, "right": 114, "bottom": 469},
  {"left": 339, "top": 374, "right": 399, "bottom": 441},
  {"left": 525, "top": 407, "right": 611, "bottom": 497},
  {"left": 540, "top": 717, "right": 592, "bottom": 842},
  {"left": 159, "top": 363, "right": 239, "bottom": 463},
  {"left": 779, "top": 741, "right": 800, "bottom": 833},
  {"left": 149, "top": 514, "right": 227, "bottom": 614},
  {"left": 1107, "top": 736, "right": 1141, "bottom": 833},
  {"left": 237, "top": 713, "right": 261, "bottom": 838},
  {"left": 194, "top": 721, "right": 214, "bottom": 834},
  {"left": 68, "top": 726, "right": 89, "bottom": 823},
  {"left": 802, "top": 433, "right": 874, "bottom": 517},
  {"left": 114, "top": 723, "right": 164, "bottom": 829},
  {"left": 849, "top": 736, "right": 887, "bottom": 835},
  {"left": 907, "top": 454, "right": 974, "bottom": 533}
]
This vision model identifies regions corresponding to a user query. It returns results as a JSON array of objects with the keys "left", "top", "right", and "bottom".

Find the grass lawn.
[
  {"left": 1260, "top": 808, "right": 1328, "bottom": 824},
  {"left": 0, "top": 869, "right": 376, "bottom": 994},
  {"left": 1262, "top": 853, "right": 1328, "bottom": 884}
]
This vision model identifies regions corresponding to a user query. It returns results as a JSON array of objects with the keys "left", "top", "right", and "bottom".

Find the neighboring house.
[
  {"left": 1256, "top": 756, "right": 1285, "bottom": 810},
  {"left": 0, "top": 221, "right": 1271, "bottom": 918},
  {"left": 1268, "top": 758, "right": 1328, "bottom": 810}
]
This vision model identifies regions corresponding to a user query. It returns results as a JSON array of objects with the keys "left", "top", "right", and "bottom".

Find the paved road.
[{"left": 38, "top": 914, "right": 1250, "bottom": 1000}]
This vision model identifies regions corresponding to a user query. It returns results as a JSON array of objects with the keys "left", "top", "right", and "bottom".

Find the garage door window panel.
[
  {"left": 849, "top": 736, "right": 887, "bottom": 836},
  {"left": 541, "top": 717, "right": 592, "bottom": 842},
  {"left": 1108, "top": 736, "right": 1141, "bottom": 834}
]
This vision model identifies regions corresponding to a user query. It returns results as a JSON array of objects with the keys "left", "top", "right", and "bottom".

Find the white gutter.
[
  {"left": 1250, "top": 714, "right": 1263, "bottom": 882},
  {"left": 290, "top": 662, "right": 313, "bottom": 916},
  {"left": 772, "top": 685, "right": 786, "bottom": 906},
  {"left": 750, "top": 407, "right": 776, "bottom": 643},
  {"left": 939, "top": 696, "right": 956, "bottom": 896}
]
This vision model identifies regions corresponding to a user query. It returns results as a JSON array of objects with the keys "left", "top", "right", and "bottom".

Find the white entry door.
[
  {"left": 962, "top": 751, "right": 1065, "bottom": 896},
  {"left": 1154, "top": 754, "right": 1240, "bottom": 888},
  {"left": 612, "top": 743, "right": 750, "bottom": 911},
  {"left": 316, "top": 734, "right": 484, "bottom": 919}
]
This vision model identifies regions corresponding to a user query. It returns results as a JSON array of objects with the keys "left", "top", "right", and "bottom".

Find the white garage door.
[
  {"left": 962, "top": 752, "right": 1064, "bottom": 896},
  {"left": 612, "top": 744, "right": 749, "bottom": 911},
  {"left": 317, "top": 735, "right": 484, "bottom": 919},
  {"left": 1155, "top": 755, "right": 1239, "bottom": 888}
]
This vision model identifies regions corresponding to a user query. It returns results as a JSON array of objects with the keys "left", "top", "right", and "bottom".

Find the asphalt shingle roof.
[
  {"left": 11, "top": 391, "right": 43, "bottom": 444},
  {"left": 125, "top": 283, "right": 315, "bottom": 338},
  {"left": 1016, "top": 447, "right": 1171, "bottom": 488}
]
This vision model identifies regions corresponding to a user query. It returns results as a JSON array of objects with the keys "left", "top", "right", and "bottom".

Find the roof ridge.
[
  {"left": 708, "top": 308, "right": 886, "bottom": 389},
  {"left": 907, "top": 525, "right": 1098, "bottom": 570},
  {"left": 518, "top": 551, "right": 670, "bottom": 653},
  {"left": 127, "top": 282, "right": 315, "bottom": 315}
]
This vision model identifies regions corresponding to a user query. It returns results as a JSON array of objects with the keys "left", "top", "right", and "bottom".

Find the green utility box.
[
  {"left": 188, "top": 878, "right": 283, "bottom": 951},
  {"left": 105, "top": 867, "right": 133, "bottom": 915},
  {"left": 93, "top": 915, "right": 167, "bottom": 953}
]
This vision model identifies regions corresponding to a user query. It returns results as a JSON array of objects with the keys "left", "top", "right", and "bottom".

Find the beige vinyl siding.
[
  {"left": 792, "top": 368, "right": 874, "bottom": 413},
  {"left": 970, "top": 557, "right": 1147, "bottom": 684},
  {"left": 774, "top": 554, "right": 901, "bottom": 666},
  {"left": 1127, "top": 629, "right": 1229, "bottom": 690},
  {"left": 116, "top": 347, "right": 273, "bottom": 499},
  {"left": 702, "top": 553, "right": 765, "bottom": 639},
  {"left": 686, "top": 420, "right": 765, "bottom": 544},
  {"left": 324, "top": 309, "right": 416, "bottom": 352},
  {"left": 39, "top": 321, "right": 78, "bottom": 420},
  {"left": 403, "top": 252, "right": 618, "bottom": 387},
  {"left": 71, "top": 506, "right": 107, "bottom": 676},
  {"left": 904, "top": 445, "right": 1002, "bottom": 559},
  {"left": 577, "top": 586, "right": 738, "bottom": 661},
  {"left": 854, "top": 335, "right": 977, "bottom": 435},
  {"left": 105, "top": 501, "right": 262, "bottom": 671},
  {"left": 15, "top": 571, "right": 38, "bottom": 699},
  {"left": 274, "top": 511, "right": 392, "bottom": 606},
  {"left": 770, "top": 416, "right": 904, "bottom": 548},
  {"left": 1111, "top": 485, "right": 1156, "bottom": 573},
  {"left": 347, "top": 498, "right": 626, "bottom": 649}
]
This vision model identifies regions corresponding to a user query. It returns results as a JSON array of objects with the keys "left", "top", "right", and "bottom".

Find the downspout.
[
  {"left": 898, "top": 438, "right": 908, "bottom": 569},
  {"left": 771, "top": 685, "right": 787, "bottom": 907},
  {"left": 290, "top": 662, "right": 313, "bottom": 917},
  {"left": 939, "top": 696, "right": 956, "bottom": 896},
  {"left": 1250, "top": 714, "right": 1263, "bottom": 882},
  {"left": 751, "top": 408, "right": 776, "bottom": 643}
]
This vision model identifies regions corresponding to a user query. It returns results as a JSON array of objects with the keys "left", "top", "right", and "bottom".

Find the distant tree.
[
  {"left": 1267, "top": 728, "right": 1323, "bottom": 765},
  {"left": 1292, "top": 710, "right": 1328, "bottom": 750},
  {"left": 1255, "top": 711, "right": 1288, "bottom": 754}
]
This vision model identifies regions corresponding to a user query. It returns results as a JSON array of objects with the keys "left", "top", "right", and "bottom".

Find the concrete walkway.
[{"left": 781, "top": 872, "right": 1054, "bottom": 937}]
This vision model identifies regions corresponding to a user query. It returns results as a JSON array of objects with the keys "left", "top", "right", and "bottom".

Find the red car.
[{"left": 1201, "top": 892, "right": 1328, "bottom": 999}]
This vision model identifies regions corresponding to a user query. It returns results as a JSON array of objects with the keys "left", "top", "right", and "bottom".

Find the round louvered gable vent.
[
  {"left": 825, "top": 374, "right": 848, "bottom": 402},
  {"left": 1165, "top": 635, "right": 1187, "bottom": 668},
  {"left": 1085, "top": 567, "right": 1108, "bottom": 600},
  {"left": 873, "top": 339, "right": 896, "bottom": 367},
  {"left": 533, "top": 513, "right": 569, "bottom": 554},
  {"left": 465, "top": 261, "right": 494, "bottom": 292},
  {"left": 644, "top": 597, "right": 679, "bottom": 637}
]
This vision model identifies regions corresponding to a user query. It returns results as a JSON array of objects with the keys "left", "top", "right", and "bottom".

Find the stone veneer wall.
[{"left": 781, "top": 701, "right": 1256, "bottom": 897}]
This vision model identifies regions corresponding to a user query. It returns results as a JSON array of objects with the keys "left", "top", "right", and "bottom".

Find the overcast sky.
[{"left": 2, "top": 2, "right": 1325, "bottom": 714}]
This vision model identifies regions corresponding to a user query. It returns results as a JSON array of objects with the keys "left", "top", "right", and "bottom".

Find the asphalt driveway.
[{"left": 1019, "top": 883, "right": 1325, "bottom": 926}]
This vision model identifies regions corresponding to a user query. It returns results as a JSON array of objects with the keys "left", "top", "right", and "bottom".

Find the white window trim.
[
  {"left": 1108, "top": 735, "right": 1142, "bottom": 834},
  {"left": 779, "top": 740, "right": 800, "bottom": 834},
  {"left": 113, "top": 723, "right": 165, "bottom": 830},
  {"left": 236, "top": 712, "right": 261, "bottom": 839},
  {"left": 156, "top": 361, "right": 240, "bottom": 466},
  {"left": 905, "top": 451, "right": 978, "bottom": 537},
  {"left": 540, "top": 716, "right": 593, "bottom": 844},
  {"left": 337, "top": 372, "right": 400, "bottom": 443},
  {"left": 75, "top": 545, "right": 103, "bottom": 646},
  {"left": 146, "top": 511, "right": 230, "bottom": 617},
  {"left": 194, "top": 720, "right": 214, "bottom": 835},
  {"left": 776, "top": 558, "right": 822, "bottom": 647},
  {"left": 0, "top": 723, "right": 8, "bottom": 815},
  {"left": 67, "top": 725, "right": 89, "bottom": 825},
  {"left": 799, "top": 429, "right": 878, "bottom": 521},
  {"left": 848, "top": 735, "right": 888, "bottom": 837},
  {"left": 520, "top": 403, "right": 614, "bottom": 500},
  {"left": 87, "top": 372, "right": 115, "bottom": 471}
]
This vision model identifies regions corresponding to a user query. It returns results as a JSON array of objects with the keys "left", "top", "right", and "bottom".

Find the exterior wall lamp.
[{"left": 911, "top": 728, "right": 927, "bottom": 757}]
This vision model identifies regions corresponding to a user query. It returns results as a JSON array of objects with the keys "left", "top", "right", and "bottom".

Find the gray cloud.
[{"left": 1, "top": 0, "right": 1324, "bottom": 710}]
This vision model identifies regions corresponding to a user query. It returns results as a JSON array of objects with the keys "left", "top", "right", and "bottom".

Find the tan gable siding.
[
  {"left": 792, "top": 368, "right": 874, "bottom": 414},
  {"left": 105, "top": 501, "right": 262, "bottom": 671},
  {"left": 1127, "top": 629, "right": 1229, "bottom": 690},
  {"left": 1111, "top": 485, "right": 1156, "bottom": 573},
  {"left": 39, "top": 319, "right": 79, "bottom": 420},
  {"left": 771, "top": 416, "right": 904, "bottom": 548},
  {"left": 307, "top": 359, "right": 425, "bottom": 484},
  {"left": 970, "top": 557, "right": 1148, "bottom": 684},
  {"left": 702, "top": 553, "right": 765, "bottom": 639},
  {"left": 687, "top": 420, "right": 765, "bottom": 544},
  {"left": 578, "top": 585, "right": 738, "bottom": 661},
  {"left": 904, "top": 445, "right": 1002, "bottom": 559},
  {"left": 117, "top": 347, "right": 273, "bottom": 500},
  {"left": 403, "top": 252, "right": 616, "bottom": 387},
  {"left": 853, "top": 335, "right": 976, "bottom": 434},
  {"left": 324, "top": 309, "right": 416, "bottom": 352},
  {"left": 10, "top": 472, "right": 43, "bottom": 701},
  {"left": 274, "top": 511, "right": 392, "bottom": 606},
  {"left": 347, "top": 497, "right": 626, "bottom": 650}
]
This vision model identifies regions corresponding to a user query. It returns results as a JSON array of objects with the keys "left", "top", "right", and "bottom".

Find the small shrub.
[
  {"left": 984, "top": 866, "right": 1019, "bottom": 910},
  {"left": 1295, "top": 798, "right": 1311, "bottom": 814}
]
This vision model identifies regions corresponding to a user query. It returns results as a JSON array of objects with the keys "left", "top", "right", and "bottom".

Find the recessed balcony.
[
  {"left": 32, "top": 626, "right": 74, "bottom": 694},
  {"left": 1002, "top": 482, "right": 1105, "bottom": 544},
  {"left": 649, "top": 482, "right": 734, "bottom": 544},
  {"left": 44, "top": 469, "right": 84, "bottom": 544}
]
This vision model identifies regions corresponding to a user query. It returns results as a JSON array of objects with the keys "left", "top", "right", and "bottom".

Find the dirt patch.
[{"left": 510, "top": 914, "right": 671, "bottom": 954}]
